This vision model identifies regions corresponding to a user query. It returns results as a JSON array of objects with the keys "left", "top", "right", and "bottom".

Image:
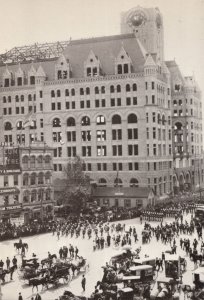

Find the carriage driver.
[{"left": 19, "top": 238, "right": 22, "bottom": 245}]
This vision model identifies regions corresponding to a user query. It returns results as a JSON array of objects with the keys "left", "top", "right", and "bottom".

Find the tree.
[{"left": 60, "top": 156, "right": 91, "bottom": 213}]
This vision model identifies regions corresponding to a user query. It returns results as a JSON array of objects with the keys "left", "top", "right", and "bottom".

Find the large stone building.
[{"left": 0, "top": 6, "right": 202, "bottom": 198}]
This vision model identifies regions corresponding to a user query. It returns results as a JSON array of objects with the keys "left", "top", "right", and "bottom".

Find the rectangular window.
[
  {"left": 66, "top": 102, "right": 70, "bottom": 109},
  {"left": 15, "top": 107, "right": 19, "bottom": 114},
  {"left": 97, "top": 146, "right": 107, "bottom": 156},
  {"left": 97, "top": 163, "right": 101, "bottom": 171},
  {"left": 80, "top": 101, "right": 85, "bottom": 109},
  {"left": 9, "top": 107, "right": 12, "bottom": 114},
  {"left": 111, "top": 98, "right": 115, "bottom": 107},
  {"left": 128, "top": 144, "right": 138, "bottom": 156},
  {"left": 103, "top": 163, "right": 107, "bottom": 171},
  {"left": 40, "top": 119, "right": 43, "bottom": 128},
  {"left": 95, "top": 99, "right": 99, "bottom": 108},
  {"left": 133, "top": 97, "right": 137, "bottom": 105},
  {"left": 4, "top": 175, "right": 9, "bottom": 187},
  {"left": 153, "top": 127, "right": 156, "bottom": 139},
  {"left": 146, "top": 113, "right": 149, "bottom": 123},
  {"left": 86, "top": 100, "right": 90, "bottom": 108},
  {"left": 117, "top": 97, "right": 121, "bottom": 106},
  {"left": 146, "top": 128, "right": 149, "bottom": 139},
  {"left": 82, "top": 146, "right": 91, "bottom": 157},
  {"left": 126, "top": 97, "right": 131, "bottom": 106},
  {"left": 51, "top": 103, "right": 55, "bottom": 110},
  {"left": 101, "top": 99, "right": 106, "bottom": 107},
  {"left": 72, "top": 102, "right": 75, "bottom": 109},
  {"left": 14, "top": 174, "right": 18, "bottom": 185},
  {"left": 57, "top": 102, "right": 61, "bottom": 110},
  {"left": 40, "top": 103, "right": 43, "bottom": 111},
  {"left": 97, "top": 130, "right": 106, "bottom": 141},
  {"left": 129, "top": 163, "right": 133, "bottom": 171},
  {"left": 134, "top": 162, "right": 139, "bottom": 170},
  {"left": 146, "top": 95, "right": 148, "bottom": 104},
  {"left": 152, "top": 95, "right": 155, "bottom": 104},
  {"left": 145, "top": 82, "right": 148, "bottom": 90},
  {"left": 87, "top": 163, "right": 91, "bottom": 171},
  {"left": 153, "top": 144, "right": 157, "bottom": 156},
  {"left": 147, "top": 144, "right": 150, "bottom": 156},
  {"left": 152, "top": 112, "right": 156, "bottom": 122},
  {"left": 119, "top": 163, "right": 122, "bottom": 171},
  {"left": 152, "top": 82, "right": 155, "bottom": 90},
  {"left": 39, "top": 91, "right": 43, "bottom": 98},
  {"left": 40, "top": 132, "right": 44, "bottom": 142},
  {"left": 113, "top": 163, "right": 117, "bottom": 171}
]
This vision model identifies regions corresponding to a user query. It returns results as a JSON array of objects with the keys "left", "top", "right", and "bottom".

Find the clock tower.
[{"left": 121, "top": 6, "right": 164, "bottom": 61}]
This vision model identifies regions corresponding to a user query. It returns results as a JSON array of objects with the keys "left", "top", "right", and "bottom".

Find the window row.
[
  {"left": 146, "top": 112, "right": 169, "bottom": 125},
  {"left": 2, "top": 94, "right": 36, "bottom": 104},
  {"left": 50, "top": 83, "right": 138, "bottom": 98},
  {"left": 53, "top": 114, "right": 138, "bottom": 128},
  {"left": 66, "top": 144, "right": 139, "bottom": 157}
]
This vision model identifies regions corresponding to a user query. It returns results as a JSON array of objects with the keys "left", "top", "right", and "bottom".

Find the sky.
[{"left": 0, "top": 0, "right": 204, "bottom": 93}]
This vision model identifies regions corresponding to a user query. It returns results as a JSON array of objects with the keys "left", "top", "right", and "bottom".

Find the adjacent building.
[
  {"left": 0, "top": 5, "right": 202, "bottom": 204},
  {"left": 0, "top": 142, "right": 54, "bottom": 222}
]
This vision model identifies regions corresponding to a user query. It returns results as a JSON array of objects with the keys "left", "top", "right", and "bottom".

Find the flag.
[{"left": 23, "top": 111, "right": 36, "bottom": 128}]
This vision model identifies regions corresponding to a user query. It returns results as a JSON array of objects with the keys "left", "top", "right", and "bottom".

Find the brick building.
[{"left": 0, "top": 5, "right": 202, "bottom": 200}]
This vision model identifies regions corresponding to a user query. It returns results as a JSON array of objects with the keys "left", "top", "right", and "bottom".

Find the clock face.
[{"left": 128, "top": 11, "right": 146, "bottom": 27}]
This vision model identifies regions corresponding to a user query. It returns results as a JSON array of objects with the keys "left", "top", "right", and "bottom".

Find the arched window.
[
  {"left": 15, "top": 95, "right": 19, "bottom": 102},
  {"left": 162, "top": 115, "right": 166, "bottom": 125},
  {"left": 52, "top": 118, "right": 61, "bottom": 127},
  {"left": 67, "top": 117, "right": 75, "bottom": 127},
  {"left": 114, "top": 178, "right": 123, "bottom": 187},
  {"left": 23, "top": 173, "right": 29, "bottom": 186},
  {"left": 22, "top": 156, "right": 29, "bottom": 168},
  {"left": 51, "top": 90, "right": 55, "bottom": 98},
  {"left": 71, "top": 88, "right": 75, "bottom": 96},
  {"left": 31, "top": 190, "right": 37, "bottom": 202},
  {"left": 3, "top": 96, "right": 6, "bottom": 103},
  {"left": 21, "top": 95, "right": 24, "bottom": 101},
  {"left": 38, "top": 189, "right": 44, "bottom": 202},
  {"left": 45, "top": 189, "right": 51, "bottom": 201},
  {"left": 37, "top": 155, "right": 43, "bottom": 167},
  {"left": 117, "top": 85, "right": 121, "bottom": 93},
  {"left": 4, "top": 122, "right": 12, "bottom": 131},
  {"left": 95, "top": 86, "right": 99, "bottom": 94},
  {"left": 23, "top": 190, "right": 29, "bottom": 203},
  {"left": 30, "top": 173, "right": 36, "bottom": 186},
  {"left": 158, "top": 113, "right": 161, "bottom": 124},
  {"left": 81, "top": 116, "right": 90, "bottom": 126},
  {"left": 124, "top": 64, "right": 129, "bottom": 74},
  {"left": 45, "top": 172, "right": 51, "bottom": 184},
  {"left": 57, "top": 89, "right": 61, "bottom": 97},
  {"left": 30, "top": 156, "right": 36, "bottom": 168},
  {"left": 44, "top": 156, "right": 51, "bottom": 168},
  {"left": 112, "top": 114, "right": 121, "bottom": 125},
  {"left": 130, "top": 178, "right": 139, "bottom": 187},
  {"left": 98, "top": 178, "right": 107, "bottom": 187},
  {"left": 28, "top": 94, "right": 32, "bottom": 101},
  {"left": 132, "top": 83, "right": 137, "bottom": 91},
  {"left": 96, "top": 115, "right": 106, "bottom": 125},
  {"left": 38, "top": 172, "right": 44, "bottom": 185},
  {"left": 86, "top": 87, "right": 90, "bottom": 95},
  {"left": 16, "top": 121, "right": 23, "bottom": 130},
  {"left": 101, "top": 86, "right": 105, "bottom": 94},
  {"left": 65, "top": 89, "right": 69, "bottom": 96},
  {"left": 80, "top": 88, "right": 84, "bottom": 95},
  {"left": 126, "top": 84, "right": 131, "bottom": 92},
  {"left": 110, "top": 85, "right": 114, "bottom": 93},
  {"left": 128, "top": 114, "right": 137, "bottom": 124}
]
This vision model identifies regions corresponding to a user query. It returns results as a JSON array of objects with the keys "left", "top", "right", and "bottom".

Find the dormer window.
[
  {"left": 55, "top": 54, "right": 70, "bottom": 80},
  {"left": 17, "top": 77, "right": 22, "bottom": 86},
  {"left": 4, "top": 78, "right": 10, "bottom": 87},
  {"left": 30, "top": 76, "right": 35, "bottom": 85},
  {"left": 175, "top": 84, "right": 181, "bottom": 92},
  {"left": 84, "top": 50, "right": 101, "bottom": 77},
  {"left": 115, "top": 47, "right": 132, "bottom": 75}
]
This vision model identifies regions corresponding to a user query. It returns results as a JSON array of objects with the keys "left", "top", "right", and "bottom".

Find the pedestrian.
[
  {"left": 12, "top": 256, "right": 17, "bottom": 267},
  {"left": 81, "top": 274, "right": 86, "bottom": 292},
  {"left": 18, "top": 292, "right": 23, "bottom": 300},
  {"left": 6, "top": 257, "right": 10, "bottom": 269},
  {"left": 35, "top": 293, "right": 42, "bottom": 300}
]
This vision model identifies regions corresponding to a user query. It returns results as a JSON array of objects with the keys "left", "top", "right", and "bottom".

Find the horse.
[
  {"left": 0, "top": 265, "right": 17, "bottom": 282},
  {"left": 29, "top": 277, "right": 48, "bottom": 291}
]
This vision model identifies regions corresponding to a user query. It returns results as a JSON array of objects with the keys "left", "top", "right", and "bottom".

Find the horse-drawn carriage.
[
  {"left": 165, "top": 254, "right": 181, "bottom": 281},
  {"left": 150, "top": 277, "right": 180, "bottom": 300}
]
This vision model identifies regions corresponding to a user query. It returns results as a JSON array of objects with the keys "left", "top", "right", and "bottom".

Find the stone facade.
[{"left": 0, "top": 6, "right": 202, "bottom": 197}]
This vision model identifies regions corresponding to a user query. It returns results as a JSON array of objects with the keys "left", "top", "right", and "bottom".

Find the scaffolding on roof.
[{"left": 0, "top": 40, "right": 70, "bottom": 64}]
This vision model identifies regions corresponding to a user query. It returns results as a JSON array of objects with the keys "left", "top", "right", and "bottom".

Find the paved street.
[{"left": 0, "top": 213, "right": 200, "bottom": 299}]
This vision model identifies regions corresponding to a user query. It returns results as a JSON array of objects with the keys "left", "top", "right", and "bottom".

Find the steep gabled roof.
[{"left": 63, "top": 33, "right": 145, "bottom": 77}]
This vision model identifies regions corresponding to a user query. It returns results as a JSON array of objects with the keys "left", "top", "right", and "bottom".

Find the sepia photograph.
[{"left": 0, "top": 0, "right": 204, "bottom": 299}]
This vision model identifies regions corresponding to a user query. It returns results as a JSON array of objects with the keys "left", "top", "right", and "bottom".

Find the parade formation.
[{"left": 0, "top": 199, "right": 204, "bottom": 299}]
